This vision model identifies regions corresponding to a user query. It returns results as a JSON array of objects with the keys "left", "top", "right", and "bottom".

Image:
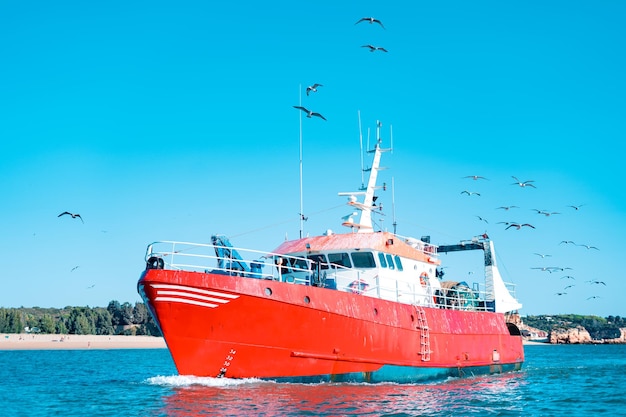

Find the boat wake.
[{"left": 145, "top": 375, "right": 265, "bottom": 387}]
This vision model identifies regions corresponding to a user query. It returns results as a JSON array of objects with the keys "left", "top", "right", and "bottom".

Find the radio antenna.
[
  {"left": 392, "top": 177, "right": 397, "bottom": 234},
  {"left": 358, "top": 110, "right": 364, "bottom": 188},
  {"left": 298, "top": 84, "right": 304, "bottom": 239}
]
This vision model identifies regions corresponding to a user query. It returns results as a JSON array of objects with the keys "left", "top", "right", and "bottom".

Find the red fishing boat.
[{"left": 138, "top": 124, "right": 524, "bottom": 382}]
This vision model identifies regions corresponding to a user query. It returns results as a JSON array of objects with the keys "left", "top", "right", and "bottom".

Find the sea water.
[{"left": 1, "top": 344, "right": 625, "bottom": 416}]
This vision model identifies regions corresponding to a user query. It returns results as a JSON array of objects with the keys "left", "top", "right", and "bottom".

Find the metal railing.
[{"left": 144, "top": 240, "right": 507, "bottom": 312}]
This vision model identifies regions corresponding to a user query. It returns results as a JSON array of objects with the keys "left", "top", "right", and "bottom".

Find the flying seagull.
[
  {"left": 577, "top": 244, "right": 599, "bottom": 250},
  {"left": 361, "top": 44, "right": 388, "bottom": 52},
  {"left": 505, "top": 223, "right": 535, "bottom": 230},
  {"left": 306, "top": 83, "right": 323, "bottom": 96},
  {"left": 497, "top": 206, "right": 519, "bottom": 211},
  {"left": 533, "top": 209, "right": 560, "bottom": 217},
  {"left": 355, "top": 17, "right": 385, "bottom": 29},
  {"left": 586, "top": 280, "right": 606, "bottom": 286},
  {"left": 560, "top": 275, "right": 575, "bottom": 280},
  {"left": 555, "top": 292, "right": 567, "bottom": 296},
  {"left": 58, "top": 211, "right": 84, "bottom": 223},
  {"left": 463, "top": 175, "right": 488, "bottom": 180},
  {"left": 71, "top": 266, "right": 80, "bottom": 272},
  {"left": 511, "top": 176, "right": 536, "bottom": 188},
  {"left": 560, "top": 240, "right": 577, "bottom": 245},
  {"left": 461, "top": 190, "right": 480, "bottom": 196},
  {"left": 564, "top": 285, "right": 575, "bottom": 290},
  {"left": 587, "top": 296, "right": 601, "bottom": 300},
  {"left": 475, "top": 215, "right": 488, "bottom": 223},
  {"left": 531, "top": 266, "right": 562, "bottom": 273},
  {"left": 533, "top": 253, "right": 552, "bottom": 258},
  {"left": 293, "top": 106, "right": 327, "bottom": 120},
  {"left": 568, "top": 204, "right": 585, "bottom": 210}
]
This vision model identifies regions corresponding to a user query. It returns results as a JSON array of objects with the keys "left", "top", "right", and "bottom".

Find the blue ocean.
[{"left": 2, "top": 344, "right": 625, "bottom": 416}]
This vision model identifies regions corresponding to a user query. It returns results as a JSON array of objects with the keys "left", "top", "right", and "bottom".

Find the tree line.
[{"left": 0, "top": 301, "right": 161, "bottom": 336}]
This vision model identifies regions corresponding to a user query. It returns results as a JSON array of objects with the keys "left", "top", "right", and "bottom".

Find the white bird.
[
  {"left": 531, "top": 266, "right": 560, "bottom": 272},
  {"left": 533, "top": 253, "right": 552, "bottom": 258},
  {"left": 560, "top": 240, "right": 577, "bottom": 245},
  {"left": 361, "top": 44, "right": 388, "bottom": 53},
  {"left": 511, "top": 176, "right": 536, "bottom": 188},
  {"left": 533, "top": 209, "right": 560, "bottom": 217},
  {"left": 497, "top": 206, "right": 519, "bottom": 211},
  {"left": 293, "top": 106, "right": 327, "bottom": 120},
  {"left": 475, "top": 215, "right": 488, "bottom": 223},
  {"left": 306, "top": 83, "right": 323, "bottom": 96},
  {"left": 355, "top": 17, "right": 385, "bottom": 29},
  {"left": 560, "top": 275, "right": 575, "bottom": 280},
  {"left": 586, "top": 280, "right": 606, "bottom": 286},
  {"left": 577, "top": 244, "right": 599, "bottom": 250},
  {"left": 464, "top": 175, "right": 488, "bottom": 180}
]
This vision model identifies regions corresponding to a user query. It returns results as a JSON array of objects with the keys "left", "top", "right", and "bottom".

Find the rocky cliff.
[
  {"left": 549, "top": 326, "right": 626, "bottom": 344},
  {"left": 549, "top": 326, "right": 592, "bottom": 344}
]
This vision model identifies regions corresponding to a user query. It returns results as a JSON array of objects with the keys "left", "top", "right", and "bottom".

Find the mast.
[
  {"left": 338, "top": 120, "right": 391, "bottom": 232},
  {"left": 358, "top": 110, "right": 364, "bottom": 189},
  {"left": 298, "top": 84, "right": 304, "bottom": 239}
]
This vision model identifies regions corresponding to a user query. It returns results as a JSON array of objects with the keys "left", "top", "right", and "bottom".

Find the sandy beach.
[{"left": 0, "top": 333, "right": 166, "bottom": 350}]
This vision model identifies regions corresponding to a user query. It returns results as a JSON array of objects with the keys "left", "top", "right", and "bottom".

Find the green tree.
[
  {"left": 120, "top": 302, "right": 134, "bottom": 325},
  {"left": 132, "top": 302, "right": 148, "bottom": 324},
  {"left": 0, "top": 309, "right": 24, "bottom": 333},
  {"left": 94, "top": 310, "right": 114, "bottom": 335},
  {"left": 56, "top": 319, "right": 68, "bottom": 334},
  {"left": 66, "top": 308, "right": 95, "bottom": 335},
  {"left": 107, "top": 301, "right": 122, "bottom": 326},
  {"left": 37, "top": 314, "right": 56, "bottom": 334}
]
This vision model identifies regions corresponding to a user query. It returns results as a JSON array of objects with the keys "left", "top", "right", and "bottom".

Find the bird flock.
[
  {"left": 293, "top": 16, "right": 388, "bottom": 122},
  {"left": 457, "top": 174, "right": 605, "bottom": 304}
]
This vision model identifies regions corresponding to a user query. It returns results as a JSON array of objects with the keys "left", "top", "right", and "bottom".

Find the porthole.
[
  {"left": 374, "top": 308, "right": 378, "bottom": 315},
  {"left": 304, "top": 296, "right": 310, "bottom": 304},
  {"left": 265, "top": 287, "right": 272, "bottom": 296}
]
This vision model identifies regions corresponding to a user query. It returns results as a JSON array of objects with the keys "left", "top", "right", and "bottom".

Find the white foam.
[{"left": 145, "top": 374, "right": 265, "bottom": 387}]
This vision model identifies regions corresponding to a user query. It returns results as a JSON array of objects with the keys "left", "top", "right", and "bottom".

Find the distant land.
[
  {"left": 520, "top": 314, "right": 625, "bottom": 344},
  {"left": 1, "top": 304, "right": 624, "bottom": 344},
  {"left": 0, "top": 301, "right": 161, "bottom": 337}
]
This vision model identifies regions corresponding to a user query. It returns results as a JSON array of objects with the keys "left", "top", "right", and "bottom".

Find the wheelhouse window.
[
  {"left": 292, "top": 257, "right": 309, "bottom": 271},
  {"left": 328, "top": 252, "right": 352, "bottom": 268},
  {"left": 386, "top": 254, "right": 395, "bottom": 270},
  {"left": 378, "top": 252, "right": 387, "bottom": 268},
  {"left": 307, "top": 254, "right": 329, "bottom": 270},
  {"left": 394, "top": 255, "right": 404, "bottom": 271},
  {"left": 351, "top": 252, "right": 376, "bottom": 268}
]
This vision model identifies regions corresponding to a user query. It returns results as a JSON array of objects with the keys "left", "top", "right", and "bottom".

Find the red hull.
[{"left": 139, "top": 269, "right": 524, "bottom": 381}]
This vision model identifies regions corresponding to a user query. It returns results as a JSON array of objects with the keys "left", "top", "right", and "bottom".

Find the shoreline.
[
  {"left": 523, "top": 339, "right": 551, "bottom": 346},
  {"left": 0, "top": 333, "right": 166, "bottom": 350}
]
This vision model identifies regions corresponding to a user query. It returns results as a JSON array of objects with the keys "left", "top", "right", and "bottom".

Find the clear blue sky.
[{"left": 1, "top": 1, "right": 624, "bottom": 317}]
